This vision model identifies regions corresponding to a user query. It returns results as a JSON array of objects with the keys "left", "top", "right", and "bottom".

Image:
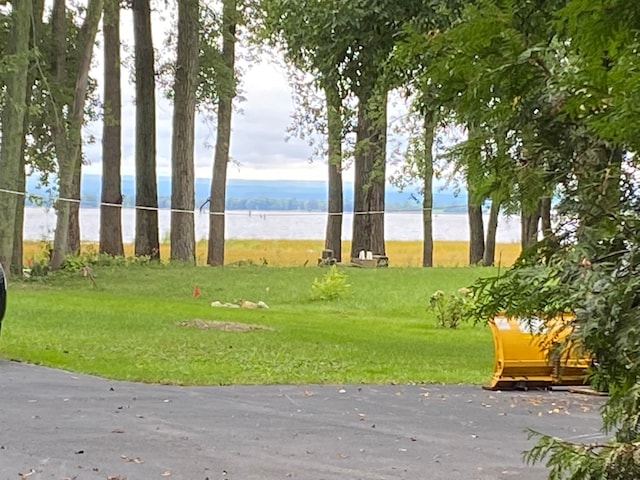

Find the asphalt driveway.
[{"left": 0, "top": 359, "right": 606, "bottom": 480}]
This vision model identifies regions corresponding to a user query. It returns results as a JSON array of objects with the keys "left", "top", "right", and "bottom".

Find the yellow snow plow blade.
[{"left": 485, "top": 316, "right": 591, "bottom": 391}]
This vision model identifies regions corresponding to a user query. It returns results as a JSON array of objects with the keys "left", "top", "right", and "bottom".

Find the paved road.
[{"left": 0, "top": 360, "right": 606, "bottom": 480}]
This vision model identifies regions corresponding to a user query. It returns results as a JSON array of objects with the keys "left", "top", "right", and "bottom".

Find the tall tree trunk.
[
  {"left": 207, "top": 0, "right": 237, "bottom": 266},
  {"left": 540, "top": 196, "right": 552, "bottom": 238},
  {"left": 421, "top": 112, "right": 435, "bottom": 267},
  {"left": 68, "top": 161, "right": 81, "bottom": 254},
  {"left": 0, "top": 0, "right": 32, "bottom": 274},
  {"left": 351, "top": 89, "right": 387, "bottom": 259},
  {"left": 13, "top": 0, "right": 45, "bottom": 275},
  {"left": 324, "top": 82, "right": 343, "bottom": 263},
  {"left": 132, "top": 0, "right": 159, "bottom": 260},
  {"left": 170, "top": 0, "right": 199, "bottom": 263},
  {"left": 483, "top": 198, "right": 500, "bottom": 266},
  {"left": 468, "top": 201, "right": 484, "bottom": 264},
  {"left": 50, "top": 0, "right": 103, "bottom": 270},
  {"left": 13, "top": 121, "right": 28, "bottom": 276},
  {"left": 100, "top": 0, "right": 124, "bottom": 256},
  {"left": 521, "top": 203, "right": 540, "bottom": 249},
  {"left": 11, "top": 174, "right": 25, "bottom": 276}
]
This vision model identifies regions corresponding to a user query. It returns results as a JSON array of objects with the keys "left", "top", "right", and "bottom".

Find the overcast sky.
[
  {"left": 79, "top": 7, "right": 358, "bottom": 183},
  {"left": 82, "top": 59, "right": 336, "bottom": 181}
]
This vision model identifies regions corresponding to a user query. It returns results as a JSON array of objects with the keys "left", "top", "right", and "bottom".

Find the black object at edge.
[{"left": 0, "top": 263, "right": 6, "bottom": 330}]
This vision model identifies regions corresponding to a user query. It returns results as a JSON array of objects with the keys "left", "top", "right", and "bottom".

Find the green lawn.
[{"left": 0, "top": 264, "right": 497, "bottom": 385}]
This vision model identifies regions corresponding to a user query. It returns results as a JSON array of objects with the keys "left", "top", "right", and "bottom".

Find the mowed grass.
[{"left": 0, "top": 263, "right": 499, "bottom": 386}]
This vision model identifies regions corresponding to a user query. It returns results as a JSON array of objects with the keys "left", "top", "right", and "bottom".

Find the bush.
[
  {"left": 428, "top": 287, "right": 475, "bottom": 328},
  {"left": 310, "top": 265, "right": 350, "bottom": 301}
]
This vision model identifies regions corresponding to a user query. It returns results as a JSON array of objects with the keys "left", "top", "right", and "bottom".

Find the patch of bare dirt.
[{"left": 178, "top": 319, "right": 273, "bottom": 332}]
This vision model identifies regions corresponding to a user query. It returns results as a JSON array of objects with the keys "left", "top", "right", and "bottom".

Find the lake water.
[{"left": 23, "top": 207, "right": 522, "bottom": 243}]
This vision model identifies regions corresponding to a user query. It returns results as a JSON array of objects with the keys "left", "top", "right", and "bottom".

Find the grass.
[
  {"left": 22, "top": 239, "right": 522, "bottom": 267},
  {"left": 0, "top": 262, "right": 499, "bottom": 386}
]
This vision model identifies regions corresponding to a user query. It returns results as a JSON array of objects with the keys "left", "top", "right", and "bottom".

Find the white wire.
[{"left": 0, "top": 187, "right": 467, "bottom": 216}]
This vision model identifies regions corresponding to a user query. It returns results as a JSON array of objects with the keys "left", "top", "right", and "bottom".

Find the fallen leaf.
[
  {"left": 121, "top": 455, "right": 144, "bottom": 464},
  {"left": 18, "top": 469, "right": 36, "bottom": 479},
  {"left": 112, "top": 429, "right": 125, "bottom": 434},
  {"left": 107, "top": 476, "right": 126, "bottom": 480},
  {"left": 161, "top": 470, "right": 171, "bottom": 477}
]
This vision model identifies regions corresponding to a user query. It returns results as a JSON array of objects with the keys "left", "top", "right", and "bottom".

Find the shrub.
[
  {"left": 428, "top": 287, "right": 475, "bottom": 328},
  {"left": 310, "top": 265, "right": 350, "bottom": 301}
]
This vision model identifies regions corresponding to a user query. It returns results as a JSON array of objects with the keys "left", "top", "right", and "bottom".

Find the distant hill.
[{"left": 26, "top": 174, "right": 468, "bottom": 213}]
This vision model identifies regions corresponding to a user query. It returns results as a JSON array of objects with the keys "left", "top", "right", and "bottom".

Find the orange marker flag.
[{"left": 193, "top": 285, "right": 201, "bottom": 298}]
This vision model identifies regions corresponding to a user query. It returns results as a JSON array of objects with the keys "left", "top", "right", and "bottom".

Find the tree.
[
  {"left": 350, "top": 88, "right": 387, "bottom": 259},
  {"left": 132, "top": 0, "right": 159, "bottom": 260},
  {"left": 49, "top": 0, "right": 103, "bottom": 270},
  {"left": 100, "top": 0, "right": 124, "bottom": 257},
  {"left": 260, "top": 0, "right": 351, "bottom": 264},
  {"left": 397, "top": 0, "right": 560, "bottom": 264},
  {"left": 440, "top": 0, "right": 640, "bottom": 476},
  {"left": 323, "top": 82, "right": 344, "bottom": 262},
  {"left": 207, "top": 0, "right": 237, "bottom": 266},
  {"left": 264, "top": 0, "right": 431, "bottom": 261},
  {"left": 170, "top": 0, "right": 199, "bottom": 263},
  {"left": 0, "top": 0, "right": 32, "bottom": 274},
  {"left": 421, "top": 112, "right": 435, "bottom": 267}
]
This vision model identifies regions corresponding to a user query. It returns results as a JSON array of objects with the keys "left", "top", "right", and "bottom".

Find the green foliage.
[
  {"left": 428, "top": 287, "right": 475, "bottom": 329},
  {"left": 392, "top": 0, "right": 640, "bottom": 476},
  {"left": 309, "top": 265, "right": 350, "bottom": 301},
  {"left": 524, "top": 428, "right": 640, "bottom": 480},
  {"left": 24, "top": 246, "right": 153, "bottom": 279},
  {"left": 471, "top": 175, "right": 640, "bottom": 476}
]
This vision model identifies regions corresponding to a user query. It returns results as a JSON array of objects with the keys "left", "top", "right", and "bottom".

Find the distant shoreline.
[
  {"left": 24, "top": 206, "right": 523, "bottom": 244},
  {"left": 25, "top": 174, "right": 470, "bottom": 213}
]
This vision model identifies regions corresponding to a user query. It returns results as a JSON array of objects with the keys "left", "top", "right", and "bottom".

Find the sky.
[
  {"left": 82, "top": 59, "right": 334, "bottom": 181},
  {"left": 80, "top": 9, "right": 354, "bottom": 183}
]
